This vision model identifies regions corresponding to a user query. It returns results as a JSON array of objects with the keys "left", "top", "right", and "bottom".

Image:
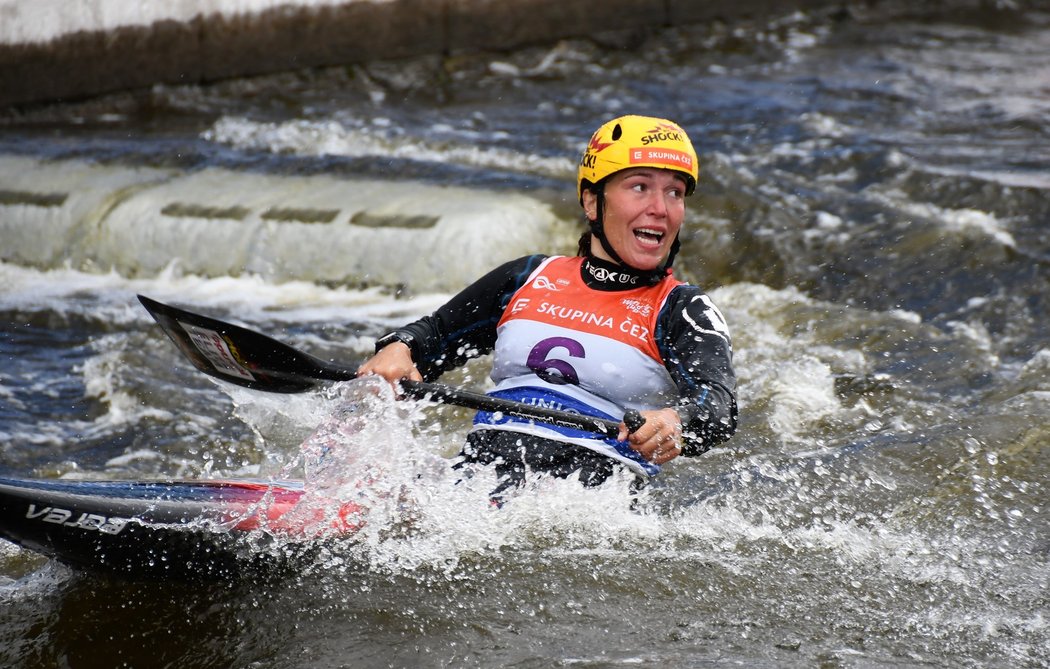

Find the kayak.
[
  {"left": 0, "top": 477, "right": 364, "bottom": 579},
  {"left": 0, "top": 296, "right": 636, "bottom": 581}
]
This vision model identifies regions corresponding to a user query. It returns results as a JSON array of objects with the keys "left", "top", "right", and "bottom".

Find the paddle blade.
[{"left": 138, "top": 295, "right": 356, "bottom": 393}]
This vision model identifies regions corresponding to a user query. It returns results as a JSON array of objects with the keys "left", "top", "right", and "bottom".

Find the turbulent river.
[{"left": 1, "top": 6, "right": 1048, "bottom": 668}]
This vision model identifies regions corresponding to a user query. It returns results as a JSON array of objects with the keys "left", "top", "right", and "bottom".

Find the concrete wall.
[{"left": 0, "top": 0, "right": 1023, "bottom": 108}]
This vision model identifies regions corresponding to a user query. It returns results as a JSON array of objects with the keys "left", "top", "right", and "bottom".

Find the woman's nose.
[{"left": 646, "top": 191, "right": 669, "bottom": 216}]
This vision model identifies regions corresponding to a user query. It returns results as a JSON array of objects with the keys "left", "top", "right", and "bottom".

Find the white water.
[
  {"left": 204, "top": 116, "right": 577, "bottom": 180},
  {"left": 0, "top": 155, "right": 572, "bottom": 291},
  {"left": 2, "top": 10, "right": 1048, "bottom": 665},
  {"left": 215, "top": 373, "right": 1036, "bottom": 660},
  {"left": 0, "top": 259, "right": 449, "bottom": 475},
  {"left": 0, "top": 259, "right": 449, "bottom": 328}
]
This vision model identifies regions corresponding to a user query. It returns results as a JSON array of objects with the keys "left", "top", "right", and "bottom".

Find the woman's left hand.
[{"left": 619, "top": 408, "right": 683, "bottom": 465}]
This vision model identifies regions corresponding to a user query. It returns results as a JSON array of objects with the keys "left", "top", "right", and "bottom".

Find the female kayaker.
[{"left": 358, "top": 115, "right": 737, "bottom": 498}]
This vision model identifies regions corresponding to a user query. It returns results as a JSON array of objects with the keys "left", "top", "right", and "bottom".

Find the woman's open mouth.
[{"left": 633, "top": 227, "right": 665, "bottom": 246}]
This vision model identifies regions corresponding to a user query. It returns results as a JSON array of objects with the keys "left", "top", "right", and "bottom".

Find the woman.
[{"left": 358, "top": 115, "right": 737, "bottom": 498}]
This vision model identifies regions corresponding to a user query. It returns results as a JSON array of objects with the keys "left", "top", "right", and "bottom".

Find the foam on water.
[
  {"left": 0, "top": 155, "right": 571, "bottom": 292},
  {"left": 0, "top": 259, "right": 451, "bottom": 474},
  {"left": 713, "top": 283, "right": 851, "bottom": 446},
  {"left": 220, "top": 367, "right": 975, "bottom": 589},
  {"left": 0, "top": 259, "right": 446, "bottom": 328},
  {"left": 80, "top": 335, "right": 175, "bottom": 426},
  {"left": 256, "top": 386, "right": 1041, "bottom": 662},
  {"left": 203, "top": 116, "right": 576, "bottom": 180},
  {"left": 929, "top": 167, "right": 1050, "bottom": 190},
  {"left": 899, "top": 200, "right": 1016, "bottom": 249}
]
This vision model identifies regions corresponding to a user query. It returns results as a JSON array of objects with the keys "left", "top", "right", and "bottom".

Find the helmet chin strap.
[
  {"left": 589, "top": 191, "right": 628, "bottom": 267},
  {"left": 588, "top": 190, "right": 678, "bottom": 284}
]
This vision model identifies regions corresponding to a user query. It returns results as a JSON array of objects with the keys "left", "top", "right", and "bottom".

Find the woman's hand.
[
  {"left": 356, "top": 342, "right": 422, "bottom": 388},
  {"left": 619, "top": 408, "right": 683, "bottom": 465}
]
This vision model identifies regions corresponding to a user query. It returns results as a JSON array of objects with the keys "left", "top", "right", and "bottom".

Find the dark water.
[{"left": 1, "top": 7, "right": 1049, "bottom": 668}]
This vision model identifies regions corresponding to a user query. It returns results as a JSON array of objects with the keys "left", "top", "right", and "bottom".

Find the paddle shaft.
[{"left": 399, "top": 379, "right": 641, "bottom": 438}]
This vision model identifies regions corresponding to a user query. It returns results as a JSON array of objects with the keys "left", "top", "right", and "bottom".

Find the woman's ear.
[{"left": 581, "top": 189, "right": 599, "bottom": 222}]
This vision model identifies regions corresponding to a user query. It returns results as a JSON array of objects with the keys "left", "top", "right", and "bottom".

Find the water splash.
[
  {"left": 202, "top": 116, "right": 575, "bottom": 180},
  {"left": 223, "top": 377, "right": 669, "bottom": 578}
]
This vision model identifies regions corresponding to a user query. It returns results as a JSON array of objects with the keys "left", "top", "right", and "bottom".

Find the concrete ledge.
[
  {"left": 0, "top": 0, "right": 1037, "bottom": 108},
  {"left": 445, "top": 0, "right": 665, "bottom": 50}
]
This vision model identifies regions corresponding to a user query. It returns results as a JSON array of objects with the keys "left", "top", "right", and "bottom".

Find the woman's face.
[{"left": 582, "top": 167, "right": 687, "bottom": 271}]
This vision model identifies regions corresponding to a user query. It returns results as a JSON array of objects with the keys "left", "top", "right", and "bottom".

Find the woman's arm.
[
  {"left": 359, "top": 255, "right": 548, "bottom": 382},
  {"left": 657, "top": 286, "right": 738, "bottom": 455}
]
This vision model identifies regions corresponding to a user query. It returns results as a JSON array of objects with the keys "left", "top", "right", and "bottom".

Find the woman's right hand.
[{"left": 356, "top": 341, "right": 423, "bottom": 387}]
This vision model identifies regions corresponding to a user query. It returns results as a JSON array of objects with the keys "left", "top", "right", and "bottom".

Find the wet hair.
[
  {"left": 577, "top": 181, "right": 603, "bottom": 257},
  {"left": 576, "top": 229, "right": 593, "bottom": 257}
]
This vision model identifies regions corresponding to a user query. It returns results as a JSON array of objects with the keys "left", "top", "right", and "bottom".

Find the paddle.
[{"left": 138, "top": 295, "right": 641, "bottom": 438}]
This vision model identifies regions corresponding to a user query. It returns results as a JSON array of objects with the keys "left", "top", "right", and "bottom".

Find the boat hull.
[{"left": 0, "top": 477, "right": 362, "bottom": 579}]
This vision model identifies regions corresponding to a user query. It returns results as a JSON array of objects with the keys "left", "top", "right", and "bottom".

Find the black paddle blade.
[{"left": 138, "top": 295, "right": 357, "bottom": 393}]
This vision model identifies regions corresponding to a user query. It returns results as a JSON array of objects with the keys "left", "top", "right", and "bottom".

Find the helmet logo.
[
  {"left": 580, "top": 132, "right": 614, "bottom": 171},
  {"left": 640, "top": 123, "right": 685, "bottom": 145},
  {"left": 630, "top": 147, "right": 694, "bottom": 171},
  {"left": 587, "top": 132, "right": 614, "bottom": 153}
]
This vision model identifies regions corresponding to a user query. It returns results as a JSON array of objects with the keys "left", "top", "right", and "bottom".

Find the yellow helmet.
[{"left": 577, "top": 115, "right": 699, "bottom": 203}]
